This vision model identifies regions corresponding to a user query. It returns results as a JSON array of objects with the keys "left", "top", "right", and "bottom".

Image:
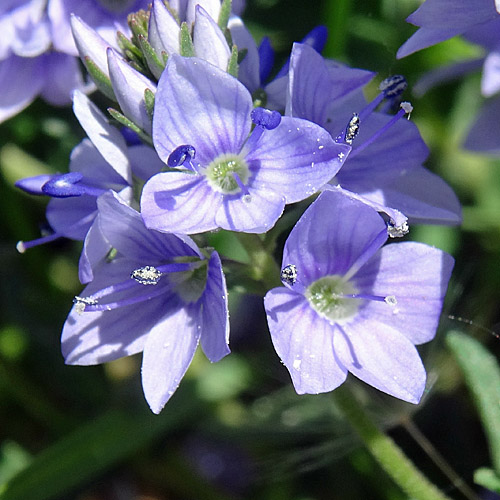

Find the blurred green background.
[{"left": 1, "top": 0, "right": 500, "bottom": 499}]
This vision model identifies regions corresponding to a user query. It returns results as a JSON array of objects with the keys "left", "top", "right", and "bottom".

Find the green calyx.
[
  {"left": 205, "top": 154, "right": 250, "bottom": 194},
  {"left": 306, "top": 275, "right": 359, "bottom": 323}
]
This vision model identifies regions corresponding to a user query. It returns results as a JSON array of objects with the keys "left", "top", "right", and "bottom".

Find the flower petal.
[
  {"left": 107, "top": 49, "right": 156, "bottom": 134},
  {"left": 142, "top": 302, "right": 201, "bottom": 414},
  {"left": 199, "top": 251, "right": 230, "bottom": 362},
  {"left": 265, "top": 288, "right": 348, "bottom": 394},
  {"left": 97, "top": 190, "right": 200, "bottom": 261},
  {"left": 353, "top": 241, "right": 454, "bottom": 345},
  {"left": 464, "top": 94, "right": 500, "bottom": 154},
  {"left": 215, "top": 188, "right": 285, "bottom": 233},
  {"left": 126, "top": 144, "right": 166, "bottom": 181},
  {"left": 148, "top": 0, "right": 180, "bottom": 55},
  {"left": 186, "top": 0, "right": 220, "bottom": 25},
  {"left": 62, "top": 258, "right": 176, "bottom": 365},
  {"left": 282, "top": 190, "right": 387, "bottom": 286},
  {"left": 78, "top": 217, "right": 111, "bottom": 284},
  {"left": 246, "top": 116, "right": 350, "bottom": 203},
  {"left": 481, "top": 51, "right": 500, "bottom": 97},
  {"left": 141, "top": 171, "right": 221, "bottom": 234},
  {"left": 333, "top": 321, "right": 427, "bottom": 403},
  {"left": 152, "top": 55, "right": 252, "bottom": 165},
  {"left": 73, "top": 89, "right": 132, "bottom": 184},
  {"left": 193, "top": 5, "right": 231, "bottom": 70}
]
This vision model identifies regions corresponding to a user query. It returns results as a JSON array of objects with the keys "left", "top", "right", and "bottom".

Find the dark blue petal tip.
[
  {"left": 251, "top": 107, "right": 281, "bottom": 130},
  {"left": 167, "top": 145, "right": 196, "bottom": 167},
  {"left": 41, "top": 172, "right": 85, "bottom": 198}
]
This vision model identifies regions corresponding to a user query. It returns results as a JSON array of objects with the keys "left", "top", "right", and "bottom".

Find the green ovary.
[
  {"left": 205, "top": 154, "right": 250, "bottom": 194},
  {"left": 306, "top": 275, "right": 359, "bottom": 324}
]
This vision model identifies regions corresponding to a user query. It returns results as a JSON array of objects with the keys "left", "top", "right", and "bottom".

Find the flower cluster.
[{"left": 16, "top": 0, "right": 459, "bottom": 412}]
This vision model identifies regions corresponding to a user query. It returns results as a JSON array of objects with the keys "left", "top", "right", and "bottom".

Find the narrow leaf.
[
  {"left": 474, "top": 467, "right": 500, "bottom": 493},
  {"left": 138, "top": 34, "right": 165, "bottom": 80},
  {"left": 144, "top": 89, "right": 155, "bottom": 118},
  {"left": 116, "top": 31, "right": 142, "bottom": 60},
  {"left": 447, "top": 331, "right": 500, "bottom": 474}
]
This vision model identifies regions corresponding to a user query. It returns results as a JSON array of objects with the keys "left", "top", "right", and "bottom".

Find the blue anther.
[
  {"left": 167, "top": 145, "right": 196, "bottom": 168},
  {"left": 41, "top": 172, "right": 86, "bottom": 198},
  {"left": 251, "top": 107, "right": 281, "bottom": 130},
  {"left": 379, "top": 75, "right": 407, "bottom": 98}
]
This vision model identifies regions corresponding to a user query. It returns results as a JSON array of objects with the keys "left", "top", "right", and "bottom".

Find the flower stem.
[
  {"left": 333, "top": 384, "right": 452, "bottom": 500},
  {"left": 235, "top": 233, "right": 282, "bottom": 291}
]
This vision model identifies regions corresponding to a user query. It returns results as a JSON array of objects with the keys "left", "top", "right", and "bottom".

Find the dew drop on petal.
[{"left": 293, "top": 358, "right": 302, "bottom": 371}]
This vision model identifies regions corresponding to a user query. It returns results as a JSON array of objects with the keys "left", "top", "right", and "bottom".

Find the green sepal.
[
  {"left": 107, "top": 108, "right": 153, "bottom": 145},
  {"left": 180, "top": 22, "right": 195, "bottom": 57},
  {"left": 144, "top": 89, "right": 155, "bottom": 119},
  {"left": 227, "top": 44, "right": 239, "bottom": 78},
  {"left": 218, "top": 0, "right": 232, "bottom": 30},
  {"left": 116, "top": 31, "right": 142, "bottom": 61},
  {"left": 138, "top": 34, "right": 165, "bottom": 80},
  {"left": 83, "top": 56, "right": 116, "bottom": 101},
  {"left": 474, "top": 467, "right": 500, "bottom": 493},
  {"left": 128, "top": 11, "right": 149, "bottom": 44}
]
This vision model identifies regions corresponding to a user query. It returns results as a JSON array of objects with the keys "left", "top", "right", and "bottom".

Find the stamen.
[
  {"left": 341, "top": 293, "right": 398, "bottom": 305},
  {"left": 41, "top": 172, "right": 106, "bottom": 198},
  {"left": 379, "top": 75, "right": 407, "bottom": 98},
  {"left": 387, "top": 220, "right": 409, "bottom": 238},
  {"left": 251, "top": 107, "right": 281, "bottom": 130},
  {"left": 349, "top": 102, "right": 414, "bottom": 158},
  {"left": 167, "top": 145, "right": 198, "bottom": 172},
  {"left": 73, "top": 296, "right": 98, "bottom": 315},
  {"left": 16, "top": 232, "right": 62, "bottom": 253},
  {"left": 130, "top": 265, "right": 162, "bottom": 285},
  {"left": 232, "top": 172, "right": 250, "bottom": 197},
  {"left": 344, "top": 113, "right": 360, "bottom": 145},
  {"left": 281, "top": 264, "right": 297, "bottom": 285}
]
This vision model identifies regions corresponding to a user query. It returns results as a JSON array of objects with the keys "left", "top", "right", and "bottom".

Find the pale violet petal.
[
  {"left": 481, "top": 51, "right": 500, "bottom": 97},
  {"left": 199, "top": 251, "right": 230, "bottom": 362},
  {"left": 142, "top": 303, "right": 201, "bottom": 413},
  {"left": 73, "top": 89, "right": 132, "bottom": 184},
  {"left": 148, "top": 0, "right": 180, "bottom": 55},
  {"left": 78, "top": 217, "right": 111, "bottom": 284},
  {"left": 107, "top": 49, "right": 156, "bottom": 134},
  {"left": 464, "top": 95, "right": 500, "bottom": 155},
  {"left": 265, "top": 288, "right": 348, "bottom": 394},
  {"left": 186, "top": 0, "right": 220, "bottom": 25},
  {"left": 193, "top": 5, "right": 231, "bottom": 70}
]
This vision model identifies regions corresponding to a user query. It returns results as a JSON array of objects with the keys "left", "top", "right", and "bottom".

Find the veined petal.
[
  {"left": 350, "top": 166, "right": 462, "bottom": 225},
  {"left": 265, "top": 288, "right": 348, "bottom": 394},
  {"left": 282, "top": 190, "right": 387, "bottom": 286},
  {"left": 107, "top": 49, "right": 156, "bottom": 134},
  {"left": 397, "top": 27, "right": 460, "bottom": 59},
  {"left": 199, "top": 251, "right": 230, "bottom": 362},
  {"left": 0, "top": 55, "right": 43, "bottom": 124},
  {"left": 246, "top": 116, "right": 350, "bottom": 203},
  {"left": 97, "top": 190, "right": 201, "bottom": 261},
  {"left": 353, "top": 242, "right": 454, "bottom": 345},
  {"left": 193, "top": 5, "right": 231, "bottom": 70},
  {"left": 73, "top": 89, "right": 132, "bottom": 184},
  {"left": 148, "top": 0, "right": 180, "bottom": 56},
  {"left": 62, "top": 258, "right": 176, "bottom": 365},
  {"left": 142, "top": 302, "right": 201, "bottom": 414},
  {"left": 333, "top": 321, "right": 427, "bottom": 404},
  {"left": 141, "top": 171, "right": 221, "bottom": 234},
  {"left": 153, "top": 55, "right": 253, "bottom": 165},
  {"left": 287, "top": 43, "right": 373, "bottom": 126},
  {"left": 215, "top": 188, "right": 285, "bottom": 233}
]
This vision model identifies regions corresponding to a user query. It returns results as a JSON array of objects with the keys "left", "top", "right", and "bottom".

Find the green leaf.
[
  {"left": 179, "top": 22, "right": 195, "bottom": 57},
  {"left": 0, "top": 390, "right": 199, "bottom": 500},
  {"left": 83, "top": 56, "right": 115, "bottom": 101},
  {"left": 218, "top": 0, "right": 232, "bottom": 30},
  {"left": 474, "top": 467, "right": 500, "bottom": 493},
  {"left": 227, "top": 44, "right": 239, "bottom": 78},
  {"left": 116, "top": 31, "right": 142, "bottom": 60},
  {"left": 447, "top": 331, "right": 500, "bottom": 474}
]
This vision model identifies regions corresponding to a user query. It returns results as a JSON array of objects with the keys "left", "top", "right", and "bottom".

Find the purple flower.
[
  {"left": 140, "top": 55, "right": 350, "bottom": 234},
  {"left": 62, "top": 190, "right": 230, "bottom": 414},
  {"left": 264, "top": 189, "right": 454, "bottom": 403},
  {"left": 15, "top": 90, "right": 164, "bottom": 283},
  {"left": 287, "top": 43, "right": 461, "bottom": 227}
]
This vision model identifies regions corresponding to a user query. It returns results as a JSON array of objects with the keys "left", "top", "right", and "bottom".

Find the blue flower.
[
  {"left": 62, "top": 190, "right": 230, "bottom": 414},
  {"left": 140, "top": 54, "right": 350, "bottom": 234},
  {"left": 264, "top": 189, "right": 454, "bottom": 403},
  {"left": 286, "top": 42, "right": 461, "bottom": 227}
]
